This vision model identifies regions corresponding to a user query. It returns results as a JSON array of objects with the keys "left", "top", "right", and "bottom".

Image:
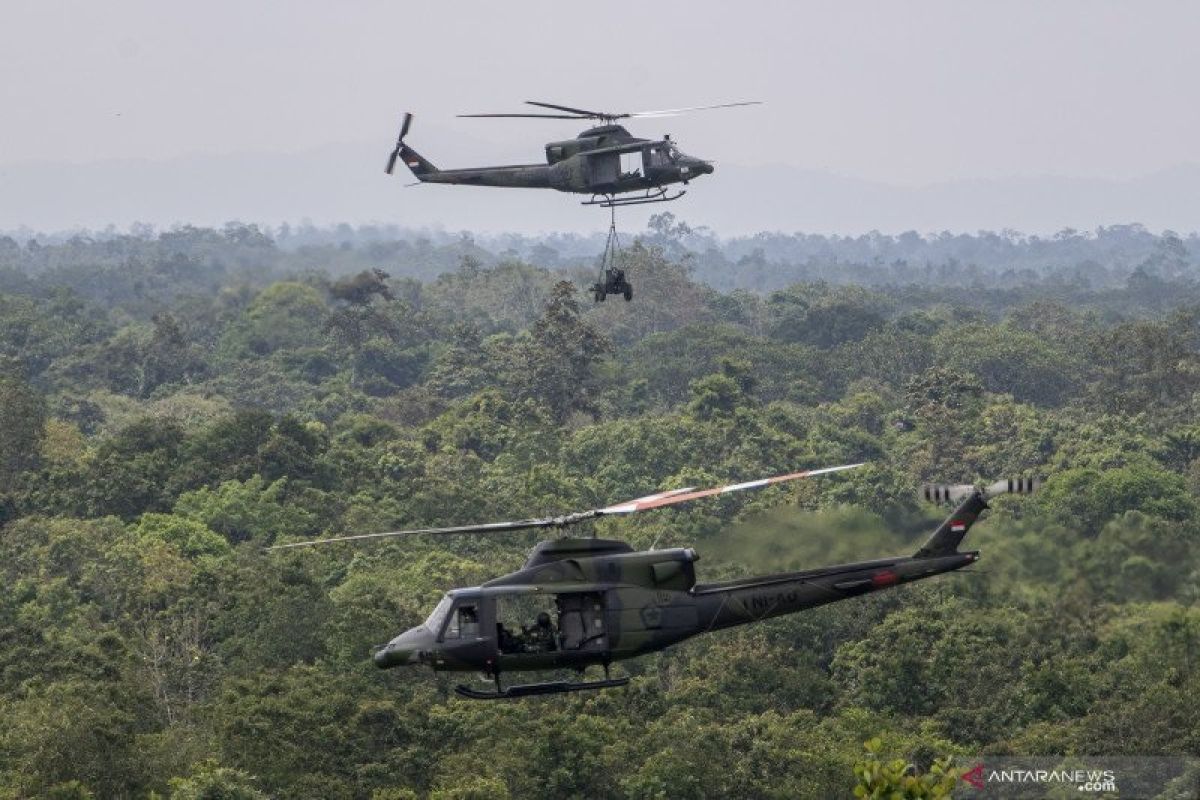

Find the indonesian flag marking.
[
  {"left": 950, "top": 520, "right": 967, "bottom": 533},
  {"left": 871, "top": 570, "right": 899, "bottom": 587}
]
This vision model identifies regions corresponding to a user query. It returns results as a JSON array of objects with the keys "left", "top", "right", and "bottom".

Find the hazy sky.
[{"left": 3, "top": 1, "right": 1199, "bottom": 233}]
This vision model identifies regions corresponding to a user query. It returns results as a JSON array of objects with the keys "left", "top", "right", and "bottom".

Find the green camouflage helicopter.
[
  {"left": 383, "top": 100, "right": 758, "bottom": 303},
  {"left": 273, "top": 466, "right": 1038, "bottom": 699},
  {"left": 384, "top": 101, "right": 760, "bottom": 208}
]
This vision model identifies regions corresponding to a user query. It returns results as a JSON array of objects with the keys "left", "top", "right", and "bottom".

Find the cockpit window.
[
  {"left": 424, "top": 595, "right": 452, "bottom": 631},
  {"left": 649, "top": 145, "right": 675, "bottom": 167},
  {"left": 444, "top": 603, "right": 480, "bottom": 640}
]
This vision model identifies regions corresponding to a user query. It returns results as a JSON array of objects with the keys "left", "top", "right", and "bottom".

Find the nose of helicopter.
[
  {"left": 373, "top": 626, "right": 433, "bottom": 669},
  {"left": 373, "top": 644, "right": 410, "bottom": 668}
]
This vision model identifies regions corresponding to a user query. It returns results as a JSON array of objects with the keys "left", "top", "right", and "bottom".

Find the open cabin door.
[
  {"left": 618, "top": 150, "right": 644, "bottom": 178},
  {"left": 493, "top": 590, "right": 609, "bottom": 655},
  {"left": 556, "top": 592, "right": 607, "bottom": 652}
]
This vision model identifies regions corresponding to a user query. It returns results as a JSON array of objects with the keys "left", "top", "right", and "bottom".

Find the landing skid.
[
  {"left": 454, "top": 676, "right": 630, "bottom": 700},
  {"left": 582, "top": 188, "right": 687, "bottom": 207}
]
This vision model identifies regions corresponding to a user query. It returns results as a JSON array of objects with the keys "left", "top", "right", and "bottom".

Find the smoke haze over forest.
[{"left": 6, "top": 147, "right": 1200, "bottom": 236}]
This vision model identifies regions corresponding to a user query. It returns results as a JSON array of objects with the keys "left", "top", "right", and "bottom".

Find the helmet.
[{"left": 536, "top": 611, "right": 551, "bottom": 627}]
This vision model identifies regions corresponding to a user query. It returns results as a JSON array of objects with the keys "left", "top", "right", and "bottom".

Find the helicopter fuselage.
[
  {"left": 274, "top": 466, "right": 1034, "bottom": 698},
  {"left": 373, "top": 540, "right": 977, "bottom": 677},
  {"left": 396, "top": 124, "right": 713, "bottom": 200},
  {"left": 371, "top": 484, "right": 1003, "bottom": 698}
]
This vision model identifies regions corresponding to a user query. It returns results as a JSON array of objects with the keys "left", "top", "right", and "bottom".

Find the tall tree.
[
  {"left": 0, "top": 362, "right": 46, "bottom": 481},
  {"left": 513, "top": 281, "right": 611, "bottom": 422}
]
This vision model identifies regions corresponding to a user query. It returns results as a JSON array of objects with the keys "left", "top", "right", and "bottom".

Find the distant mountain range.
[{"left": 3, "top": 143, "right": 1198, "bottom": 236}]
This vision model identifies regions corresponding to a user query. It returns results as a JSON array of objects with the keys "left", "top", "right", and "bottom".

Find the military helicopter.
[
  {"left": 383, "top": 101, "right": 760, "bottom": 208},
  {"left": 272, "top": 466, "right": 1038, "bottom": 699},
  {"left": 384, "top": 100, "right": 758, "bottom": 303}
]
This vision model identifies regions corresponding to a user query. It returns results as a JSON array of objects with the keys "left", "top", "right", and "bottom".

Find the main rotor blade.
[
  {"left": 524, "top": 100, "right": 609, "bottom": 117},
  {"left": 598, "top": 463, "right": 864, "bottom": 514},
  {"left": 268, "top": 516, "right": 576, "bottom": 550},
  {"left": 457, "top": 113, "right": 590, "bottom": 120},
  {"left": 461, "top": 101, "right": 762, "bottom": 122},
  {"left": 268, "top": 463, "right": 863, "bottom": 550},
  {"left": 629, "top": 101, "right": 763, "bottom": 118}
]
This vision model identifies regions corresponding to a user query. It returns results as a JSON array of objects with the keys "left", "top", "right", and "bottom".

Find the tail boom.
[
  {"left": 413, "top": 162, "right": 553, "bottom": 188},
  {"left": 690, "top": 550, "right": 977, "bottom": 633}
]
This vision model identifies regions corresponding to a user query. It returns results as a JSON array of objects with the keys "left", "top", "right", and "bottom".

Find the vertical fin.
[
  {"left": 914, "top": 490, "right": 988, "bottom": 558},
  {"left": 399, "top": 144, "right": 439, "bottom": 178}
]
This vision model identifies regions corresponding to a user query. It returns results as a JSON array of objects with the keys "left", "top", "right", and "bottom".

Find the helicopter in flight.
[
  {"left": 272, "top": 465, "right": 1039, "bottom": 700},
  {"left": 384, "top": 100, "right": 759, "bottom": 208},
  {"left": 384, "top": 100, "right": 759, "bottom": 303}
]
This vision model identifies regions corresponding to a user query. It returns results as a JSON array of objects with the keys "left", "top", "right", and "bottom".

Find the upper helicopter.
[
  {"left": 383, "top": 100, "right": 760, "bottom": 208},
  {"left": 271, "top": 464, "right": 1039, "bottom": 700}
]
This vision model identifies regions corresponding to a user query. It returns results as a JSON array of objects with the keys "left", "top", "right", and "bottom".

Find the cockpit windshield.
[
  {"left": 650, "top": 144, "right": 681, "bottom": 167},
  {"left": 424, "top": 594, "right": 452, "bottom": 631}
]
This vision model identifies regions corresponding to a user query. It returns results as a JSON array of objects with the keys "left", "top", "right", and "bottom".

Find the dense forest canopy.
[
  {"left": 0, "top": 222, "right": 1198, "bottom": 798},
  {"left": 5, "top": 215, "right": 1198, "bottom": 293}
]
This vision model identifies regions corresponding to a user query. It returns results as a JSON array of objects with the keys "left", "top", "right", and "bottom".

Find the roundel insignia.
[{"left": 640, "top": 605, "right": 663, "bottom": 629}]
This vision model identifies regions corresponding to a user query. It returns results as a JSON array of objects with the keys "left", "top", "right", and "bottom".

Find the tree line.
[{"left": 0, "top": 226, "right": 1197, "bottom": 798}]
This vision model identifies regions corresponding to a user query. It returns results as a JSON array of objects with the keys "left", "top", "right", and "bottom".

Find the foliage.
[
  {"left": 1, "top": 223, "right": 1198, "bottom": 797},
  {"left": 0, "top": 364, "right": 46, "bottom": 481},
  {"left": 853, "top": 738, "right": 957, "bottom": 799},
  {"left": 167, "top": 761, "right": 267, "bottom": 800}
]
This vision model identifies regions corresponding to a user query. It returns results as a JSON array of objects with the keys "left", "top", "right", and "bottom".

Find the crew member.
[{"left": 523, "top": 611, "right": 557, "bottom": 652}]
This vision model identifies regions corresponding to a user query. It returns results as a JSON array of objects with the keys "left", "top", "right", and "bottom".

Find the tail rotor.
[
  {"left": 921, "top": 477, "right": 1042, "bottom": 504},
  {"left": 914, "top": 476, "right": 1040, "bottom": 558},
  {"left": 982, "top": 477, "right": 1041, "bottom": 499},
  {"left": 385, "top": 112, "right": 414, "bottom": 175},
  {"left": 920, "top": 484, "right": 976, "bottom": 504}
]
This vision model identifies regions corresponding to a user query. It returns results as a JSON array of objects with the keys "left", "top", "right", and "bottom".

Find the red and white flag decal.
[{"left": 950, "top": 520, "right": 967, "bottom": 533}]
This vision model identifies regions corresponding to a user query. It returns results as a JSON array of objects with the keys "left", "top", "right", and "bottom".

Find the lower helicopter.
[{"left": 271, "top": 467, "right": 1039, "bottom": 699}]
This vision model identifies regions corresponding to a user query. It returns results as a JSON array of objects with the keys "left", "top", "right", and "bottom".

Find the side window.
[
  {"left": 443, "top": 603, "right": 480, "bottom": 640},
  {"left": 619, "top": 151, "right": 643, "bottom": 176}
]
